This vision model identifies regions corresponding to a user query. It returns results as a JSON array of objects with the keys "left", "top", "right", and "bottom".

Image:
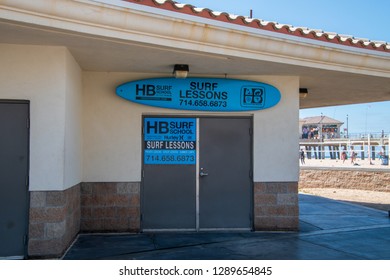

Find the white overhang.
[{"left": 1, "top": 0, "right": 389, "bottom": 108}]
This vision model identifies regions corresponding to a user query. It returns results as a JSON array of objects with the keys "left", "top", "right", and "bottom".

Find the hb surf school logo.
[{"left": 241, "top": 86, "right": 265, "bottom": 108}]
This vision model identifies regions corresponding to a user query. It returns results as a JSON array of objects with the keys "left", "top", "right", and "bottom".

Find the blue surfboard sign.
[{"left": 116, "top": 77, "right": 281, "bottom": 111}]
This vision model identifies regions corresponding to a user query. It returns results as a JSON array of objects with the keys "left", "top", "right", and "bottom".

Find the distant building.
[{"left": 300, "top": 116, "right": 344, "bottom": 139}]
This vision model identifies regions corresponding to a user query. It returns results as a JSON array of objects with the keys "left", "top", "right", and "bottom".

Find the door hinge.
[
  {"left": 249, "top": 170, "right": 253, "bottom": 178},
  {"left": 23, "top": 235, "right": 28, "bottom": 245},
  {"left": 249, "top": 128, "right": 253, "bottom": 136},
  {"left": 25, "top": 176, "right": 29, "bottom": 188},
  {"left": 26, "top": 118, "right": 30, "bottom": 129}
]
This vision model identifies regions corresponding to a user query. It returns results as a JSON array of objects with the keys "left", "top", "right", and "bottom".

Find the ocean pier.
[{"left": 300, "top": 134, "right": 390, "bottom": 163}]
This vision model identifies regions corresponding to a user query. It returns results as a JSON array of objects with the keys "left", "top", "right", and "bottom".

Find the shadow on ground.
[{"left": 63, "top": 194, "right": 390, "bottom": 260}]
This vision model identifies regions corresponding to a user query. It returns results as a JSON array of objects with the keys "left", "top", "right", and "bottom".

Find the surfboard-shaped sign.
[{"left": 116, "top": 77, "right": 281, "bottom": 111}]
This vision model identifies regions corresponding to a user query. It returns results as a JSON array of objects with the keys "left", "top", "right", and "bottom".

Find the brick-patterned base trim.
[
  {"left": 28, "top": 180, "right": 299, "bottom": 257},
  {"left": 80, "top": 182, "right": 140, "bottom": 232},
  {"left": 28, "top": 184, "right": 80, "bottom": 258},
  {"left": 27, "top": 182, "right": 140, "bottom": 258},
  {"left": 254, "top": 182, "right": 299, "bottom": 231}
]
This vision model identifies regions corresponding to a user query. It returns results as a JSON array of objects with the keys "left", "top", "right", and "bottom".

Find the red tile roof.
[{"left": 123, "top": 0, "right": 390, "bottom": 53}]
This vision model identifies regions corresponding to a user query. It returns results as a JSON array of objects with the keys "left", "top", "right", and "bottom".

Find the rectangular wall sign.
[{"left": 144, "top": 118, "right": 196, "bottom": 165}]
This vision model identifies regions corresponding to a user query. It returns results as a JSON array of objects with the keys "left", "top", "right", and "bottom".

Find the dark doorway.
[{"left": 0, "top": 100, "right": 29, "bottom": 258}]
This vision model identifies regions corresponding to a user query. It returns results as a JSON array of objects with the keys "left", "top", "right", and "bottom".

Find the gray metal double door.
[
  {"left": 142, "top": 117, "right": 252, "bottom": 231},
  {"left": 0, "top": 101, "right": 29, "bottom": 258}
]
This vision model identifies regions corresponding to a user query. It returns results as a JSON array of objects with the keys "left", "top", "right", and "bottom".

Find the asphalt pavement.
[{"left": 63, "top": 194, "right": 390, "bottom": 260}]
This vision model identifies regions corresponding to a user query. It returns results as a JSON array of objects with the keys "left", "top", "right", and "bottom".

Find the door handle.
[{"left": 199, "top": 168, "right": 209, "bottom": 177}]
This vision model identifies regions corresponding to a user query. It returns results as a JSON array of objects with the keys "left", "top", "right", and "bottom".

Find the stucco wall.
[
  {"left": 82, "top": 72, "right": 145, "bottom": 182},
  {"left": 64, "top": 50, "right": 83, "bottom": 189},
  {"left": 252, "top": 76, "right": 299, "bottom": 182},
  {"left": 82, "top": 72, "right": 299, "bottom": 183},
  {"left": 0, "top": 44, "right": 82, "bottom": 191},
  {"left": 0, "top": 44, "right": 298, "bottom": 189}
]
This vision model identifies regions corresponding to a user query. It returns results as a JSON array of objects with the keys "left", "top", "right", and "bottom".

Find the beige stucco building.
[{"left": 0, "top": 0, "right": 389, "bottom": 259}]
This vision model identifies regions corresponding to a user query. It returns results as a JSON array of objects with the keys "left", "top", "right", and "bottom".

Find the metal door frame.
[
  {"left": 0, "top": 99, "right": 30, "bottom": 259},
  {"left": 141, "top": 115, "right": 253, "bottom": 232}
]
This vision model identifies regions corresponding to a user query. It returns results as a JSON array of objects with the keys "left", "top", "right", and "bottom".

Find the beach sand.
[
  {"left": 300, "top": 158, "right": 389, "bottom": 212},
  {"left": 300, "top": 188, "right": 390, "bottom": 212}
]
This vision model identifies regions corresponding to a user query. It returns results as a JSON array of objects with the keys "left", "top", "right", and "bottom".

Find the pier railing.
[{"left": 340, "top": 132, "right": 389, "bottom": 140}]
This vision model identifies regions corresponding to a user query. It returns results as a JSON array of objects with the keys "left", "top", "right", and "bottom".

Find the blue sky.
[{"left": 184, "top": 0, "right": 390, "bottom": 134}]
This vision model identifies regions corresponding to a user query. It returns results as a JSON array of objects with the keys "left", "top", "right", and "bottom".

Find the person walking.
[
  {"left": 300, "top": 149, "right": 305, "bottom": 164},
  {"left": 350, "top": 147, "right": 357, "bottom": 165},
  {"left": 341, "top": 149, "right": 347, "bottom": 163}
]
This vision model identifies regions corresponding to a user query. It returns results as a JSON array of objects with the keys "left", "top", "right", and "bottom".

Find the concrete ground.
[{"left": 63, "top": 194, "right": 390, "bottom": 260}]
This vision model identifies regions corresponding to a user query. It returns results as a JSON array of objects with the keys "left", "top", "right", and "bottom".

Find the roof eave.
[{"left": 116, "top": 0, "right": 390, "bottom": 54}]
